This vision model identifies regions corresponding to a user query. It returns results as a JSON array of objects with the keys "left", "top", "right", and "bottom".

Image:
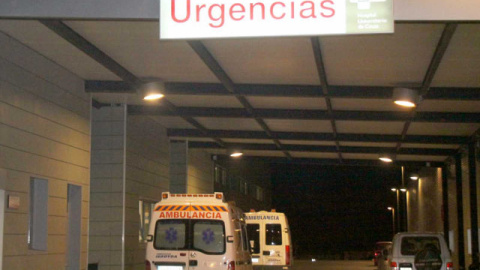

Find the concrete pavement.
[{"left": 290, "top": 260, "right": 376, "bottom": 270}]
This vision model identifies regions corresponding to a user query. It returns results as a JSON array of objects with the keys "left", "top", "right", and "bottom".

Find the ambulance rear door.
[
  {"left": 188, "top": 203, "right": 228, "bottom": 270},
  {"left": 152, "top": 203, "right": 191, "bottom": 270},
  {"left": 264, "top": 220, "right": 285, "bottom": 266}
]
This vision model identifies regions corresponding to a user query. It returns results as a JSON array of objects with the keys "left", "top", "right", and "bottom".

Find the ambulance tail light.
[
  {"left": 390, "top": 261, "right": 398, "bottom": 270},
  {"left": 227, "top": 261, "right": 235, "bottom": 270},
  {"left": 285, "top": 245, "right": 291, "bottom": 266},
  {"left": 446, "top": 261, "right": 454, "bottom": 270},
  {"left": 145, "top": 260, "right": 151, "bottom": 270}
]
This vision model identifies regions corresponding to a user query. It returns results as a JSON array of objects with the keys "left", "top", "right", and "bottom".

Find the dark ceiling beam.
[
  {"left": 40, "top": 20, "right": 140, "bottom": 86},
  {"left": 214, "top": 155, "right": 444, "bottom": 168},
  {"left": 188, "top": 141, "right": 455, "bottom": 156},
  {"left": 129, "top": 105, "right": 480, "bottom": 123},
  {"left": 86, "top": 80, "right": 480, "bottom": 100},
  {"left": 187, "top": 40, "right": 292, "bottom": 159},
  {"left": 396, "top": 23, "right": 458, "bottom": 151},
  {"left": 311, "top": 37, "right": 342, "bottom": 161},
  {"left": 40, "top": 19, "right": 225, "bottom": 147},
  {"left": 168, "top": 128, "right": 468, "bottom": 145}
]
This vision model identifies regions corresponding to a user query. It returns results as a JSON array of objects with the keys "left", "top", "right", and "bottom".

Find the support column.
[
  {"left": 456, "top": 154, "right": 466, "bottom": 270},
  {"left": 442, "top": 164, "right": 450, "bottom": 246},
  {"left": 169, "top": 141, "right": 188, "bottom": 193},
  {"left": 469, "top": 142, "right": 479, "bottom": 267}
]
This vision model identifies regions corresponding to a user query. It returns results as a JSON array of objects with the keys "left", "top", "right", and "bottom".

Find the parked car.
[
  {"left": 377, "top": 244, "right": 392, "bottom": 270},
  {"left": 389, "top": 232, "right": 453, "bottom": 270},
  {"left": 374, "top": 241, "right": 392, "bottom": 266}
]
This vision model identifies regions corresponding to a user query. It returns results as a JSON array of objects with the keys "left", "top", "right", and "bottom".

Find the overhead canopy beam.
[
  {"left": 86, "top": 81, "right": 480, "bottom": 101},
  {"left": 396, "top": 23, "right": 458, "bottom": 151},
  {"left": 128, "top": 105, "right": 480, "bottom": 123},
  {"left": 40, "top": 19, "right": 225, "bottom": 147},
  {"left": 311, "top": 37, "right": 343, "bottom": 161},
  {"left": 168, "top": 129, "right": 468, "bottom": 145},
  {"left": 188, "top": 141, "right": 456, "bottom": 156},
  {"left": 187, "top": 40, "right": 292, "bottom": 159},
  {"left": 213, "top": 156, "right": 444, "bottom": 168}
]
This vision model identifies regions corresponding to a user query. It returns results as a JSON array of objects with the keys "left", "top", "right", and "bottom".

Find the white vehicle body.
[
  {"left": 389, "top": 232, "right": 453, "bottom": 270},
  {"left": 145, "top": 192, "right": 252, "bottom": 270},
  {"left": 245, "top": 211, "right": 293, "bottom": 270}
]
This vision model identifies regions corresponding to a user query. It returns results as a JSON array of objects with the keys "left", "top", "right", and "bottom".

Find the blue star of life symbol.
[
  {"left": 165, "top": 227, "right": 178, "bottom": 243},
  {"left": 202, "top": 228, "right": 215, "bottom": 244}
]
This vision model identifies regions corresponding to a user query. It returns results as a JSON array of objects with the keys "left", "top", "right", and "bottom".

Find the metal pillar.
[
  {"left": 442, "top": 164, "right": 449, "bottom": 247},
  {"left": 456, "top": 154, "right": 465, "bottom": 270},
  {"left": 469, "top": 142, "right": 479, "bottom": 268}
]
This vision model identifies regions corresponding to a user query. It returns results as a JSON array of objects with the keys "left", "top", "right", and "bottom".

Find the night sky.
[{"left": 271, "top": 164, "right": 402, "bottom": 256}]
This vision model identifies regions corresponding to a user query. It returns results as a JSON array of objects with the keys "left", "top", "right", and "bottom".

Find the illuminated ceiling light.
[
  {"left": 410, "top": 173, "right": 419, "bottom": 180},
  {"left": 391, "top": 188, "right": 397, "bottom": 192},
  {"left": 139, "top": 81, "right": 165, "bottom": 101},
  {"left": 400, "top": 187, "right": 407, "bottom": 192},
  {"left": 393, "top": 87, "right": 420, "bottom": 108},
  {"left": 229, "top": 150, "right": 243, "bottom": 158},
  {"left": 379, "top": 154, "right": 393, "bottom": 163},
  {"left": 387, "top": 207, "right": 393, "bottom": 211}
]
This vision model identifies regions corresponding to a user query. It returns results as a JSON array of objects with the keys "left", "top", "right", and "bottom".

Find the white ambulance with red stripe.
[
  {"left": 145, "top": 192, "right": 253, "bottom": 270},
  {"left": 245, "top": 211, "right": 293, "bottom": 270}
]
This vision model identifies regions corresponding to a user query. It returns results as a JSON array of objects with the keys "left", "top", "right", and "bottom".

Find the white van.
[
  {"left": 245, "top": 211, "right": 293, "bottom": 270},
  {"left": 145, "top": 192, "right": 253, "bottom": 270}
]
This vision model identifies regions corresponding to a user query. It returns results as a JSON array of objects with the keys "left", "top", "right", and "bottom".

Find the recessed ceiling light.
[{"left": 393, "top": 87, "right": 419, "bottom": 108}]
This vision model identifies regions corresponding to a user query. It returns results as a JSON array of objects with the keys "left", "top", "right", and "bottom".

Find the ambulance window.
[
  {"left": 192, "top": 220, "right": 225, "bottom": 254},
  {"left": 266, "top": 224, "right": 282, "bottom": 246},
  {"left": 247, "top": 224, "right": 260, "bottom": 254},
  {"left": 154, "top": 220, "right": 187, "bottom": 250}
]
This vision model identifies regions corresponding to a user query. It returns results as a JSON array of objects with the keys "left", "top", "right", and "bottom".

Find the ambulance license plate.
[
  {"left": 252, "top": 258, "right": 259, "bottom": 263},
  {"left": 400, "top": 268, "right": 412, "bottom": 270}
]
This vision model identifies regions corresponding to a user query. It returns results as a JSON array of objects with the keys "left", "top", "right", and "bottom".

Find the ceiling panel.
[
  {"left": 433, "top": 24, "right": 480, "bottom": 87},
  {"left": 222, "top": 138, "right": 275, "bottom": 144},
  {"left": 417, "top": 100, "right": 480, "bottom": 112},
  {"left": 167, "top": 95, "right": 243, "bottom": 108},
  {"left": 195, "top": 118, "right": 262, "bottom": 131},
  {"left": 280, "top": 140, "right": 336, "bottom": 146},
  {"left": 336, "top": 121, "right": 405, "bottom": 134},
  {"left": 203, "top": 37, "right": 319, "bottom": 85},
  {"left": 149, "top": 116, "right": 195, "bottom": 129},
  {"left": 66, "top": 21, "right": 219, "bottom": 82},
  {"left": 401, "top": 143, "right": 459, "bottom": 149},
  {"left": 340, "top": 142, "right": 397, "bottom": 147},
  {"left": 264, "top": 119, "right": 333, "bottom": 133},
  {"left": 290, "top": 152, "right": 339, "bottom": 159},
  {"left": 321, "top": 23, "right": 445, "bottom": 86},
  {"left": 395, "top": 155, "right": 447, "bottom": 162},
  {"left": 342, "top": 153, "right": 384, "bottom": 160},
  {"left": 332, "top": 98, "right": 409, "bottom": 111},
  {"left": 408, "top": 122, "right": 480, "bottom": 136},
  {"left": 0, "top": 20, "right": 119, "bottom": 80},
  {"left": 247, "top": 97, "right": 327, "bottom": 110}
]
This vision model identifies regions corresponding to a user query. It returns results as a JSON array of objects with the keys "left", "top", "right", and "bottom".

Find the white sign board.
[{"left": 160, "top": 0, "right": 394, "bottom": 39}]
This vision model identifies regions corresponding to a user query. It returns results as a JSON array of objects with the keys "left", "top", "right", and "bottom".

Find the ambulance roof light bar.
[{"left": 161, "top": 192, "right": 224, "bottom": 200}]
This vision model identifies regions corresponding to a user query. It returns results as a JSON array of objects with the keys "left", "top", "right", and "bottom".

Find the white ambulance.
[
  {"left": 145, "top": 192, "right": 253, "bottom": 270},
  {"left": 245, "top": 211, "right": 293, "bottom": 270}
]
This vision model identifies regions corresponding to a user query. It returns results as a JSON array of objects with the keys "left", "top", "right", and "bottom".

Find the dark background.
[{"left": 271, "top": 164, "right": 402, "bottom": 257}]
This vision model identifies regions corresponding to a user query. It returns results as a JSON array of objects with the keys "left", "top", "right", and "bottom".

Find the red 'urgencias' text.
[{"left": 171, "top": 0, "right": 336, "bottom": 28}]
